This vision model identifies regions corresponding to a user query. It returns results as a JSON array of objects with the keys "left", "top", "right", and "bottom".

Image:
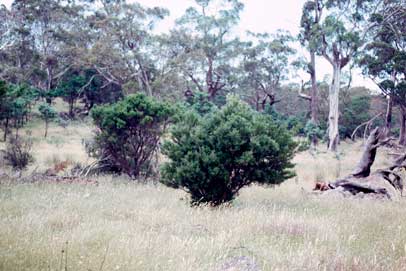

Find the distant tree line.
[{"left": 0, "top": 0, "right": 404, "bottom": 149}]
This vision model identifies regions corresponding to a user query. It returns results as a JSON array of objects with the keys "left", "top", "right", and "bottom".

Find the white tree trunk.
[{"left": 328, "top": 63, "right": 341, "bottom": 151}]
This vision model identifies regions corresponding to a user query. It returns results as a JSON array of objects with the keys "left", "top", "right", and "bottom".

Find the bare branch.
[{"left": 351, "top": 113, "right": 383, "bottom": 141}]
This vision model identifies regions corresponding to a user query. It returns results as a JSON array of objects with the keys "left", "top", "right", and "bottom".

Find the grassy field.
[{"left": 1, "top": 115, "right": 406, "bottom": 271}]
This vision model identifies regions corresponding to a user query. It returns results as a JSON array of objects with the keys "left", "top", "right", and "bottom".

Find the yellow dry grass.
[{"left": 1, "top": 121, "right": 406, "bottom": 271}]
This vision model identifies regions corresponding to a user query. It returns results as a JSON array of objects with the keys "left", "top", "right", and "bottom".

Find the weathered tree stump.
[{"left": 315, "top": 127, "right": 405, "bottom": 200}]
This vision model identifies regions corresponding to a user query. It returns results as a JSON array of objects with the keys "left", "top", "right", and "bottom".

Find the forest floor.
[{"left": 1, "top": 109, "right": 406, "bottom": 271}]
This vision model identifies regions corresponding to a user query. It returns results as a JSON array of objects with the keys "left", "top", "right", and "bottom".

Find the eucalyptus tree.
[
  {"left": 0, "top": 5, "right": 14, "bottom": 52},
  {"left": 298, "top": 1, "right": 323, "bottom": 146},
  {"left": 302, "top": 0, "right": 385, "bottom": 151},
  {"left": 360, "top": 1, "right": 406, "bottom": 144},
  {"left": 9, "top": 0, "right": 84, "bottom": 102},
  {"left": 0, "top": 3, "right": 37, "bottom": 83},
  {"left": 168, "top": 0, "right": 244, "bottom": 103},
  {"left": 84, "top": 0, "right": 169, "bottom": 96},
  {"left": 239, "top": 31, "right": 295, "bottom": 111}
]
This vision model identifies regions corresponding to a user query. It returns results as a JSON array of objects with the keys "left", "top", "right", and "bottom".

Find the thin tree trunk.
[
  {"left": 328, "top": 63, "right": 341, "bottom": 151},
  {"left": 46, "top": 66, "right": 53, "bottom": 104},
  {"left": 310, "top": 51, "right": 319, "bottom": 146},
  {"left": 384, "top": 96, "right": 393, "bottom": 137},
  {"left": 69, "top": 99, "right": 74, "bottom": 118},
  {"left": 310, "top": 52, "right": 318, "bottom": 124},
  {"left": 3, "top": 117, "right": 9, "bottom": 141},
  {"left": 44, "top": 120, "right": 48, "bottom": 138},
  {"left": 143, "top": 71, "right": 152, "bottom": 97},
  {"left": 399, "top": 106, "right": 406, "bottom": 146}
]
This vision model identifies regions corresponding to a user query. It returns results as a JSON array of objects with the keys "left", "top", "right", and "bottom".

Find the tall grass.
[
  {"left": 1, "top": 120, "right": 404, "bottom": 270},
  {"left": 1, "top": 178, "right": 406, "bottom": 271}
]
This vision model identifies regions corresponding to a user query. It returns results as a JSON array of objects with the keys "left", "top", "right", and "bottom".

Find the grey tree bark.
[{"left": 327, "top": 63, "right": 341, "bottom": 151}]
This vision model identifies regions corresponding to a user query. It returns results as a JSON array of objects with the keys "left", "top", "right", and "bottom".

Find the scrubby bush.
[
  {"left": 4, "top": 136, "right": 34, "bottom": 170},
  {"left": 161, "top": 96, "right": 297, "bottom": 206},
  {"left": 90, "top": 93, "right": 174, "bottom": 178},
  {"left": 304, "top": 120, "right": 324, "bottom": 143}
]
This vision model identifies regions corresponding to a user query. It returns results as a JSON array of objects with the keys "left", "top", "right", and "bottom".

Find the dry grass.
[{"left": 1, "top": 121, "right": 406, "bottom": 271}]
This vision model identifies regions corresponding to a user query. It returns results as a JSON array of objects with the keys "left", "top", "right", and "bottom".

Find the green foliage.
[
  {"left": 169, "top": 0, "right": 245, "bottom": 100},
  {"left": 340, "top": 94, "right": 371, "bottom": 139},
  {"left": 304, "top": 120, "right": 324, "bottom": 142},
  {"left": 38, "top": 103, "right": 58, "bottom": 137},
  {"left": 285, "top": 116, "right": 306, "bottom": 136},
  {"left": 297, "top": 139, "right": 311, "bottom": 152},
  {"left": 38, "top": 103, "right": 57, "bottom": 121},
  {"left": 239, "top": 31, "right": 295, "bottom": 110},
  {"left": 82, "top": 70, "right": 123, "bottom": 110},
  {"left": 185, "top": 91, "right": 216, "bottom": 116},
  {"left": 161, "top": 95, "right": 296, "bottom": 206},
  {"left": 54, "top": 73, "right": 87, "bottom": 117},
  {"left": 0, "top": 81, "right": 8, "bottom": 120},
  {"left": 90, "top": 93, "right": 174, "bottom": 178},
  {"left": 0, "top": 82, "right": 38, "bottom": 140},
  {"left": 265, "top": 106, "right": 307, "bottom": 136}
]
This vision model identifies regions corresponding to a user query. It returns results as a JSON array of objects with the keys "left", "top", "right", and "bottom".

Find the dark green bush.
[
  {"left": 90, "top": 93, "right": 174, "bottom": 178},
  {"left": 340, "top": 95, "right": 372, "bottom": 139},
  {"left": 264, "top": 106, "right": 306, "bottom": 136},
  {"left": 304, "top": 120, "right": 324, "bottom": 142},
  {"left": 161, "top": 96, "right": 297, "bottom": 206},
  {"left": 38, "top": 103, "right": 57, "bottom": 138},
  {"left": 185, "top": 91, "right": 216, "bottom": 116}
]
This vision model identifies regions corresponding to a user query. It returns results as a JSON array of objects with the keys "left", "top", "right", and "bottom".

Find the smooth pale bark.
[
  {"left": 310, "top": 51, "right": 319, "bottom": 146},
  {"left": 328, "top": 63, "right": 341, "bottom": 151}
]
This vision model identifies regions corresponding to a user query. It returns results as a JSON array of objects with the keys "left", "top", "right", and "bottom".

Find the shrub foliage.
[
  {"left": 90, "top": 94, "right": 174, "bottom": 178},
  {"left": 161, "top": 96, "right": 297, "bottom": 206}
]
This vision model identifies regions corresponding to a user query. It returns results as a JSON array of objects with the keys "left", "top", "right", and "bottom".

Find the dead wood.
[
  {"left": 351, "top": 113, "right": 383, "bottom": 141},
  {"left": 351, "top": 127, "right": 381, "bottom": 178},
  {"left": 315, "top": 127, "right": 405, "bottom": 200}
]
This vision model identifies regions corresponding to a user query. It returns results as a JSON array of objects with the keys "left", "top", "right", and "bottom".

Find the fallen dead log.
[{"left": 315, "top": 127, "right": 405, "bottom": 200}]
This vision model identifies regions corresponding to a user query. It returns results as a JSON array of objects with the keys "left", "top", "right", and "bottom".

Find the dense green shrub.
[
  {"left": 0, "top": 82, "right": 38, "bottom": 141},
  {"left": 304, "top": 120, "right": 324, "bottom": 142},
  {"left": 185, "top": 91, "right": 216, "bottom": 116},
  {"left": 53, "top": 72, "right": 86, "bottom": 118},
  {"left": 161, "top": 96, "right": 297, "bottom": 206},
  {"left": 264, "top": 106, "right": 306, "bottom": 136},
  {"left": 90, "top": 93, "right": 174, "bottom": 178}
]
